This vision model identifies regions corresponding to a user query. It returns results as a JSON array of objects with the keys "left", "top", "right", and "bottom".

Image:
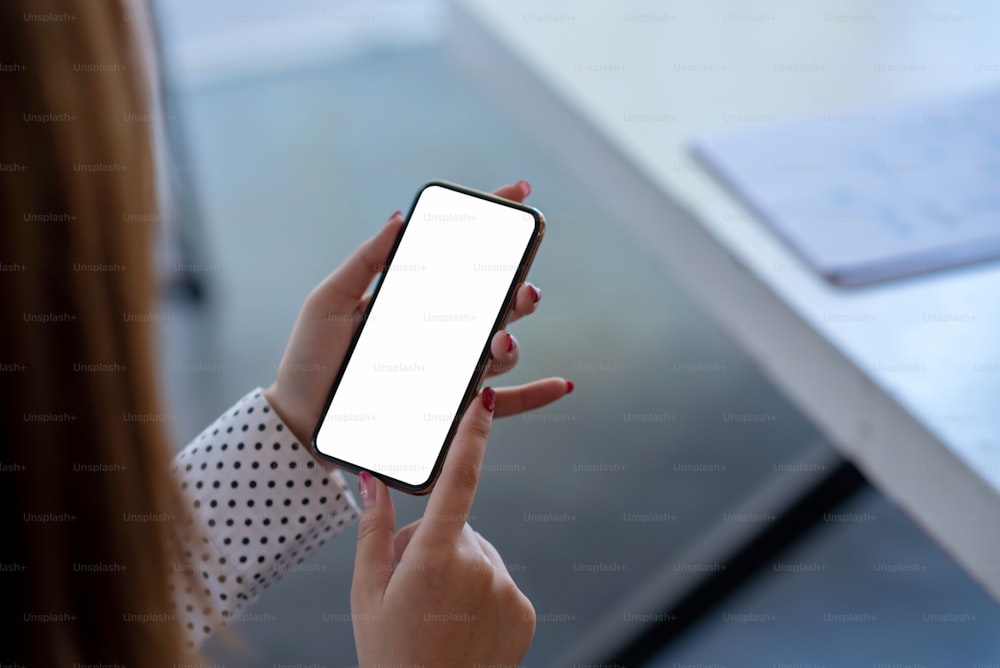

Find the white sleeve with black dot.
[{"left": 169, "top": 387, "right": 360, "bottom": 648}]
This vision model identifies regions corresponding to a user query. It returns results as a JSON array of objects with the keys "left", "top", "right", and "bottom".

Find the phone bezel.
[{"left": 310, "top": 180, "right": 546, "bottom": 494}]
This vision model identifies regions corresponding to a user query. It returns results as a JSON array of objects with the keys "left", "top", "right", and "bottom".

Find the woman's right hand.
[{"left": 351, "top": 387, "right": 535, "bottom": 668}]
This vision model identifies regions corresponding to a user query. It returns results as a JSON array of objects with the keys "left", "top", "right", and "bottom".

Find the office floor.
[
  {"left": 157, "top": 40, "right": 1000, "bottom": 667},
  {"left": 651, "top": 486, "right": 1000, "bottom": 668}
]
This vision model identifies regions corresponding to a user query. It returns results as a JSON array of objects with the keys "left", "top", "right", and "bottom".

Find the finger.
[
  {"left": 393, "top": 519, "right": 421, "bottom": 562},
  {"left": 493, "top": 180, "right": 531, "bottom": 204},
  {"left": 486, "top": 331, "right": 519, "bottom": 378},
  {"left": 418, "top": 387, "right": 496, "bottom": 543},
  {"left": 351, "top": 472, "right": 396, "bottom": 605},
  {"left": 494, "top": 378, "right": 574, "bottom": 419},
  {"left": 349, "top": 293, "right": 372, "bottom": 327},
  {"left": 322, "top": 212, "right": 404, "bottom": 315},
  {"left": 357, "top": 293, "right": 372, "bottom": 313},
  {"left": 505, "top": 282, "right": 542, "bottom": 326}
]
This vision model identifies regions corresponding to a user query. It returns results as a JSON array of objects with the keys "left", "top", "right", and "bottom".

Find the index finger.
[
  {"left": 493, "top": 180, "right": 532, "bottom": 204},
  {"left": 418, "top": 387, "right": 496, "bottom": 543}
]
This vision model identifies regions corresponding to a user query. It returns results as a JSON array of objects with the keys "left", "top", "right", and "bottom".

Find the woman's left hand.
[{"left": 264, "top": 181, "right": 572, "bottom": 446}]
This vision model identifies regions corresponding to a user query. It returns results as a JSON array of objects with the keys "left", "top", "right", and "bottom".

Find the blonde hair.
[{"left": 1, "top": 0, "right": 197, "bottom": 663}]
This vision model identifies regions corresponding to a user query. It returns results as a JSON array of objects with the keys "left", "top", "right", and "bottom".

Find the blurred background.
[{"left": 150, "top": 0, "right": 1000, "bottom": 665}]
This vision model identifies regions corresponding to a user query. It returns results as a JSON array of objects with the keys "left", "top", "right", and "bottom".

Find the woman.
[{"left": 0, "top": 0, "right": 570, "bottom": 665}]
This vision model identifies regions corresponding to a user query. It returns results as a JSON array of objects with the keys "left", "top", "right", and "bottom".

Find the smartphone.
[{"left": 312, "top": 181, "right": 545, "bottom": 494}]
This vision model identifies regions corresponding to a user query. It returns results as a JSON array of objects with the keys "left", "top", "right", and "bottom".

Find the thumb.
[{"left": 351, "top": 471, "right": 396, "bottom": 607}]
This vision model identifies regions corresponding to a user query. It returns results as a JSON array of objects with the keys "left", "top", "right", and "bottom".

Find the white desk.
[{"left": 455, "top": 0, "right": 1000, "bottom": 599}]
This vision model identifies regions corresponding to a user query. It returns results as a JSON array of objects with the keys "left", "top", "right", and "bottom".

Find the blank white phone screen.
[{"left": 315, "top": 185, "right": 538, "bottom": 488}]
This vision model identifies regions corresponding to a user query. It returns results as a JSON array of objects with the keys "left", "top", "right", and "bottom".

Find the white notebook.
[{"left": 694, "top": 88, "right": 1000, "bottom": 286}]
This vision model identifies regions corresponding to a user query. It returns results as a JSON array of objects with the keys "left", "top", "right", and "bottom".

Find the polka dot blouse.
[{"left": 170, "top": 388, "right": 359, "bottom": 647}]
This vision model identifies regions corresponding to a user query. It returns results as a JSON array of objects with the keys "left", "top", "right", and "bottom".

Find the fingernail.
[
  {"left": 358, "top": 471, "right": 375, "bottom": 508},
  {"left": 516, "top": 180, "right": 531, "bottom": 197},
  {"left": 503, "top": 331, "right": 516, "bottom": 353},
  {"left": 389, "top": 210, "right": 402, "bottom": 220},
  {"left": 481, "top": 386, "right": 496, "bottom": 412},
  {"left": 527, "top": 284, "right": 541, "bottom": 303},
  {"left": 566, "top": 380, "right": 575, "bottom": 394}
]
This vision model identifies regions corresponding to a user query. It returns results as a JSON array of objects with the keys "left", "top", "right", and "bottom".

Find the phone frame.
[{"left": 311, "top": 180, "right": 546, "bottom": 494}]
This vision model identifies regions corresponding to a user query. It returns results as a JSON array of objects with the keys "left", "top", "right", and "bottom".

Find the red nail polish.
[
  {"left": 517, "top": 180, "right": 531, "bottom": 197},
  {"left": 481, "top": 387, "right": 496, "bottom": 412},
  {"left": 358, "top": 471, "right": 375, "bottom": 507},
  {"left": 566, "top": 380, "right": 575, "bottom": 394},
  {"left": 527, "top": 284, "right": 541, "bottom": 303},
  {"left": 504, "top": 331, "right": 515, "bottom": 353}
]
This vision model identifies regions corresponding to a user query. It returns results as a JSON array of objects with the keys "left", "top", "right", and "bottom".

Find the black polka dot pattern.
[{"left": 170, "top": 389, "right": 360, "bottom": 647}]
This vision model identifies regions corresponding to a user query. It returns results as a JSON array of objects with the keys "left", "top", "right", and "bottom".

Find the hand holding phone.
[
  {"left": 312, "top": 181, "right": 546, "bottom": 493},
  {"left": 263, "top": 181, "right": 570, "bottom": 494}
]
